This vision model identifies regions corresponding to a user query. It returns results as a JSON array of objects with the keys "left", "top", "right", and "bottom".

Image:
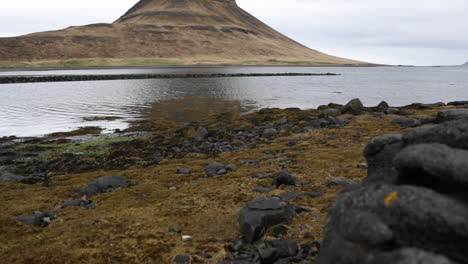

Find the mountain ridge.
[{"left": 0, "top": 0, "right": 367, "bottom": 67}]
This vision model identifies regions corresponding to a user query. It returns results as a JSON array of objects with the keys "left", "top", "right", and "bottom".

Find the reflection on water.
[
  {"left": 145, "top": 97, "right": 254, "bottom": 123},
  {"left": 0, "top": 66, "right": 468, "bottom": 137}
]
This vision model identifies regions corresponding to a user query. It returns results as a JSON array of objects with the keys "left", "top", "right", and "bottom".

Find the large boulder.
[
  {"left": 12, "top": 211, "right": 59, "bottom": 227},
  {"left": 435, "top": 109, "right": 468, "bottom": 123},
  {"left": 317, "top": 112, "right": 468, "bottom": 263}
]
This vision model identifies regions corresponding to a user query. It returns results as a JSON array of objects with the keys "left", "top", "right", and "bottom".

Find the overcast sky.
[{"left": 0, "top": 0, "right": 467, "bottom": 66}]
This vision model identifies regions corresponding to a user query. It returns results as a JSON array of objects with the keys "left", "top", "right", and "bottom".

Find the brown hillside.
[{"left": 0, "top": 0, "right": 366, "bottom": 66}]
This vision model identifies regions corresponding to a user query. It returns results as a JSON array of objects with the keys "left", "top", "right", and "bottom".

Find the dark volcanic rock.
[
  {"left": 435, "top": 109, "right": 468, "bottom": 123},
  {"left": 12, "top": 211, "right": 59, "bottom": 227},
  {"left": 173, "top": 255, "right": 192, "bottom": 263},
  {"left": 341, "top": 98, "right": 365, "bottom": 115},
  {"left": 317, "top": 117, "right": 468, "bottom": 264},
  {"left": 376, "top": 101, "right": 390, "bottom": 110},
  {"left": 77, "top": 175, "right": 130, "bottom": 198},
  {"left": 205, "top": 162, "right": 226, "bottom": 177},
  {"left": 177, "top": 168, "right": 191, "bottom": 174},
  {"left": 390, "top": 117, "right": 421, "bottom": 128},
  {"left": 272, "top": 171, "right": 296, "bottom": 188},
  {"left": 239, "top": 196, "right": 295, "bottom": 243}
]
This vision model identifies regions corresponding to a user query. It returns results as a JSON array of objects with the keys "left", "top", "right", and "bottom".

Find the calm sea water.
[{"left": 0, "top": 66, "right": 467, "bottom": 137}]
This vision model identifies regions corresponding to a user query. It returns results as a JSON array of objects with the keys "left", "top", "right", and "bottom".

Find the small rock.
[
  {"left": 194, "top": 126, "right": 208, "bottom": 141},
  {"left": 341, "top": 98, "right": 365, "bottom": 115},
  {"left": 174, "top": 255, "right": 192, "bottom": 264},
  {"left": 377, "top": 101, "right": 390, "bottom": 110},
  {"left": 205, "top": 162, "right": 225, "bottom": 177},
  {"left": 169, "top": 186, "right": 177, "bottom": 191},
  {"left": 295, "top": 206, "right": 312, "bottom": 215},
  {"left": 327, "top": 177, "right": 357, "bottom": 187},
  {"left": 239, "top": 196, "right": 296, "bottom": 243},
  {"left": 12, "top": 211, "right": 59, "bottom": 227},
  {"left": 226, "top": 164, "right": 238, "bottom": 171},
  {"left": 252, "top": 173, "right": 273, "bottom": 179},
  {"left": 273, "top": 171, "right": 296, "bottom": 188},
  {"left": 263, "top": 128, "right": 278, "bottom": 138},
  {"left": 254, "top": 187, "right": 276, "bottom": 193},
  {"left": 391, "top": 117, "right": 421, "bottom": 128},
  {"left": 169, "top": 227, "right": 182, "bottom": 234},
  {"left": 177, "top": 168, "right": 191, "bottom": 174},
  {"left": 182, "top": 235, "right": 193, "bottom": 241},
  {"left": 322, "top": 108, "right": 341, "bottom": 118},
  {"left": 357, "top": 163, "right": 368, "bottom": 169}
]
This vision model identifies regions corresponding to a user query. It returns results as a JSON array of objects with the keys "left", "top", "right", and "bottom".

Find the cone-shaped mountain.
[{"left": 0, "top": 0, "right": 366, "bottom": 66}]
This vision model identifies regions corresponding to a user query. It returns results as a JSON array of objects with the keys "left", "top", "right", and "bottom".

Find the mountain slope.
[{"left": 0, "top": 0, "right": 366, "bottom": 66}]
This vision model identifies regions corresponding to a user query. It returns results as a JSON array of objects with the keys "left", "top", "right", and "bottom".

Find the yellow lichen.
[{"left": 384, "top": 192, "right": 398, "bottom": 206}]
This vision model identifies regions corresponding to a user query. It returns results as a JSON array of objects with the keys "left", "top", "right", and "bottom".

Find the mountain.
[
  {"left": 0, "top": 0, "right": 366, "bottom": 67},
  {"left": 463, "top": 62, "right": 468, "bottom": 66}
]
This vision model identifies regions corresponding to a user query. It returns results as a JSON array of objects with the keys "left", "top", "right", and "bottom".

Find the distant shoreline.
[
  {"left": 0, "top": 72, "right": 340, "bottom": 84},
  {"left": 0, "top": 64, "right": 382, "bottom": 73}
]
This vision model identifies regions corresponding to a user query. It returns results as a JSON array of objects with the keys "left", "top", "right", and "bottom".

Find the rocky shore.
[{"left": 1, "top": 99, "right": 467, "bottom": 263}]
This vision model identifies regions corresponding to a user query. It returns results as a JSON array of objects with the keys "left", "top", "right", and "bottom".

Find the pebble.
[{"left": 182, "top": 235, "right": 193, "bottom": 241}]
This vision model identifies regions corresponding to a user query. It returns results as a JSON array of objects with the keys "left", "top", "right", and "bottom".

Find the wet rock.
[
  {"left": 194, "top": 126, "right": 208, "bottom": 141},
  {"left": 327, "top": 177, "right": 357, "bottom": 187},
  {"left": 239, "top": 196, "right": 295, "bottom": 243},
  {"left": 177, "top": 168, "right": 191, "bottom": 174},
  {"left": 390, "top": 117, "right": 421, "bottom": 128},
  {"left": 435, "top": 109, "right": 468, "bottom": 123},
  {"left": 341, "top": 98, "right": 365, "bottom": 115},
  {"left": 12, "top": 211, "right": 59, "bottom": 227},
  {"left": 263, "top": 128, "right": 278, "bottom": 138},
  {"left": 174, "top": 255, "right": 192, "bottom": 264},
  {"left": 272, "top": 171, "right": 296, "bottom": 188},
  {"left": 77, "top": 175, "right": 130, "bottom": 198}
]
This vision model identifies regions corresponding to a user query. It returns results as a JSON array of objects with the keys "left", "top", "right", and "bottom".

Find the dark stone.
[
  {"left": 251, "top": 173, "right": 273, "bottom": 179},
  {"left": 0, "top": 173, "right": 25, "bottom": 183},
  {"left": 448, "top": 100, "right": 468, "bottom": 106},
  {"left": 377, "top": 101, "right": 390, "bottom": 110},
  {"left": 317, "top": 116, "right": 468, "bottom": 264},
  {"left": 195, "top": 126, "right": 208, "bottom": 141},
  {"left": 390, "top": 117, "right": 421, "bottom": 128},
  {"left": 273, "top": 171, "right": 296, "bottom": 188},
  {"left": 77, "top": 175, "right": 129, "bottom": 198},
  {"left": 173, "top": 255, "right": 192, "bottom": 263},
  {"left": 394, "top": 143, "right": 468, "bottom": 189},
  {"left": 263, "top": 128, "right": 278, "bottom": 138},
  {"left": 341, "top": 98, "right": 365, "bottom": 115},
  {"left": 205, "top": 162, "right": 226, "bottom": 177},
  {"left": 239, "top": 196, "right": 295, "bottom": 243},
  {"left": 327, "top": 177, "right": 357, "bottom": 187},
  {"left": 177, "top": 168, "right": 191, "bottom": 174},
  {"left": 322, "top": 108, "right": 341, "bottom": 118},
  {"left": 61, "top": 198, "right": 94, "bottom": 209},
  {"left": 435, "top": 109, "right": 468, "bottom": 123},
  {"left": 367, "top": 248, "right": 455, "bottom": 264},
  {"left": 402, "top": 119, "right": 468, "bottom": 150},
  {"left": 254, "top": 187, "right": 275, "bottom": 193},
  {"left": 12, "top": 211, "right": 59, "bottom": 227}
]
